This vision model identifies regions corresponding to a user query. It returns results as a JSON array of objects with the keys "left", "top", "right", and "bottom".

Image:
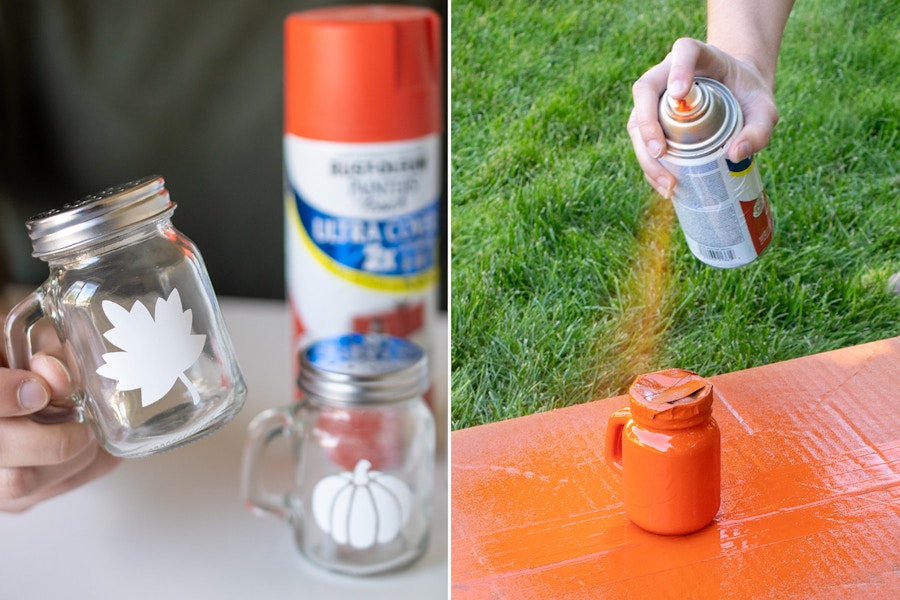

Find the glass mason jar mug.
[
  {"left": 242, "top": 333, "right": 435, "bottom": 576},
  {"left": 3, "top": 176, "right": 247, "bottom": 458}
]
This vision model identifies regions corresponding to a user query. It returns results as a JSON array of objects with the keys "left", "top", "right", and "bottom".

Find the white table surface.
[{"left": 0, "top": 297, "right": 449, "bottom": 600}]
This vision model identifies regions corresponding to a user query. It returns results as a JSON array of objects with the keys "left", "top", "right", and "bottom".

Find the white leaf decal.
[{"left": 96, "top": 289, "right": 206, "bottom": 407}]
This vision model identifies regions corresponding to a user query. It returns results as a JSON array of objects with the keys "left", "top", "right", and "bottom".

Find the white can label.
[
  {"left": 285, "top": 134, "right": 440, "bottom": 361},
  {"left": 663, "top": 151, "right": 773, "bottom": 268}
]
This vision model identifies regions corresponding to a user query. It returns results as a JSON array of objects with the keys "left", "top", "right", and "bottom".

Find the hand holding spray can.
[{"left": 659, "top": 78, "right": 774, "bottom": 267}]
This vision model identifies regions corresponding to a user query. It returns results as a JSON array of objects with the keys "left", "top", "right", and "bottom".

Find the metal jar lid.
[
  {"left": 26, "top": 175, "right": 175, "bottom": 259},
  {"left": 298, "top": 333, "right": 429, "bottom": 405}
]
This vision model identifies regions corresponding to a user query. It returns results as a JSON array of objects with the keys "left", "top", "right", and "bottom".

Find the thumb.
[{"left": 0, "top": 368, "right": 51, "bottom": 417}]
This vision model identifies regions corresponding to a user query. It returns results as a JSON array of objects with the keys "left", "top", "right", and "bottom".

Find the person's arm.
[
  {"left": 706, "top": 0, "right": 795, "bottom": 90},
  {"left": 628, "top": 1, "right": 795, "bottom": 198}
]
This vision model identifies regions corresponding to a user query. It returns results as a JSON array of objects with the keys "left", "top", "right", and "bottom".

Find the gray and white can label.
[{"left": 284, "top": 134, "right": 440, "bottom": 370}]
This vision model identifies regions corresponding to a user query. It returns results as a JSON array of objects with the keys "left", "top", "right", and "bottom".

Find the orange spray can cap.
[{"left": 284, "top": 5, "right": 442, "bottom": 142}]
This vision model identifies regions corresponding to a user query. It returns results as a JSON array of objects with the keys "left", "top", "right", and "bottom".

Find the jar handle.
[
  {"left": 4, "top": 288, "right": 45, "bottom": 371},
  {"left": 604, "top": 407, "right": 631, "bottom": 472},
  {"left": 241, "top": 405, "right": 299, "bottom": 521},
  {"left": 3, "top": 288, "right": 78, "bottom": 424}
]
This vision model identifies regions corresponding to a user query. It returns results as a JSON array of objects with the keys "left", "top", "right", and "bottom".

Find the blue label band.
[{"left": 288, "top": 186, "right": 439, "bottom": 292}]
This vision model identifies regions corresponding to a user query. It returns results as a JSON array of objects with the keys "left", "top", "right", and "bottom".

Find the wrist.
[{"left": 730, "top": 52, "right": 778, "bottom": 91}]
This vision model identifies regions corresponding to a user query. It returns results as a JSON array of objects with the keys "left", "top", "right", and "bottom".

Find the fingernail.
[
  {"left": 669, "top": 80, "right": 686, "bottom": 96},
  {"left": 45, "top": 355, "right": 72, "bottom": 386},
  {"left": 30, "top": 354, "right": 72, "bottom": 387},
  {"left": 734, "top": 142, "right": 751, "bottom": 162},
  {"left": 648, "top": 140, "right": 663, "bottom": 158},
  {"left": 18, "top": 379, "right": 50, "bottom": 411}
]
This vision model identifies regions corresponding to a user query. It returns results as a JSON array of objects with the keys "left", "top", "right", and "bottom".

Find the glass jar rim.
[
  {"left": 297, "top": 333, "right": 429, "bottom": 405},
  {"left": 26, "top": 175, "right": 174, "bottom": 259}
]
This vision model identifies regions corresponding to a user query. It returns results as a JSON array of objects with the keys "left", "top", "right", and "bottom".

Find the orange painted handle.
[{"left": 605, "top": 407, "right": 631, "bottom": 472}]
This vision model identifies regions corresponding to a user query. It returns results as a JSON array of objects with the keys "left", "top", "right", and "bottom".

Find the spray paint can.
[
  {"left": 284, "top": 6, "right": 442, "bottom": 395},
  {"left": 659, "top": 77, "right": 773, "bottom": 267}
]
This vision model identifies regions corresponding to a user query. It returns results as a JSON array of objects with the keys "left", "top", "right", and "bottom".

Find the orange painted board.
[{"left": 451, "top": 336, "right": 900, "bottom": 599}]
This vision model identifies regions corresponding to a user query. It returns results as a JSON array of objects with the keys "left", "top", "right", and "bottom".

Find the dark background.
[{"left": 0, "top": 0, "right": 447, "bottom": 309}]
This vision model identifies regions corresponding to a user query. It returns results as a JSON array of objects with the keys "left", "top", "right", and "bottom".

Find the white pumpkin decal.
[{"left": 312, "top": 459, "right": 413, "bottom": 549}]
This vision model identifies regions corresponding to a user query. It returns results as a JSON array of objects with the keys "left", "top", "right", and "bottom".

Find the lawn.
[{"left": 450, "top": 0, "right": 900, "bottom": 429}]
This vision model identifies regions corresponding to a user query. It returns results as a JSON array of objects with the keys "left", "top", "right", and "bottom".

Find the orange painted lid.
[
  {"left": 628, "top": 368, "right": 713, "bottom": 428},
  {"left": 284, "top": 5, "right": 442, "bottom": 142}
]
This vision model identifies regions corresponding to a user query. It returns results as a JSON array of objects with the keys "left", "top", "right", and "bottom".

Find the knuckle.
[
  {"left": 631, "top": 75, "right": 651, "bottom": 96},
  {"left": 0, "top": 467, "right": 37, "bottom": 501},
  {"left": 771, "top": 106, "right": 781, "bottom": 127},
  {"left": 671, "top": 37, "right": 698, "bottom": 52},
  {"left": 626, "top": 109, "right": 638, "bottom": 130},
  {"left": 52, "top": 428, "right": 88, "bottom": 463}
]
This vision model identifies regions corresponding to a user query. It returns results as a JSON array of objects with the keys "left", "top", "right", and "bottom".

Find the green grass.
[{"left": 450, "top": 0, "right": 900, "bottom": 429}]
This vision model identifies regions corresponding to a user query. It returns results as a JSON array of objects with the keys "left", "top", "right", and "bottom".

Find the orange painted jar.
[{"left": 605, "top": 368, "right": 720, "bottom": 535}]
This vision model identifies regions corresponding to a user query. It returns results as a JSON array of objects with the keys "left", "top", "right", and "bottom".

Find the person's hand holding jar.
[{"left": 0, "top": 317, "right": 120, "bottom": 513}]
